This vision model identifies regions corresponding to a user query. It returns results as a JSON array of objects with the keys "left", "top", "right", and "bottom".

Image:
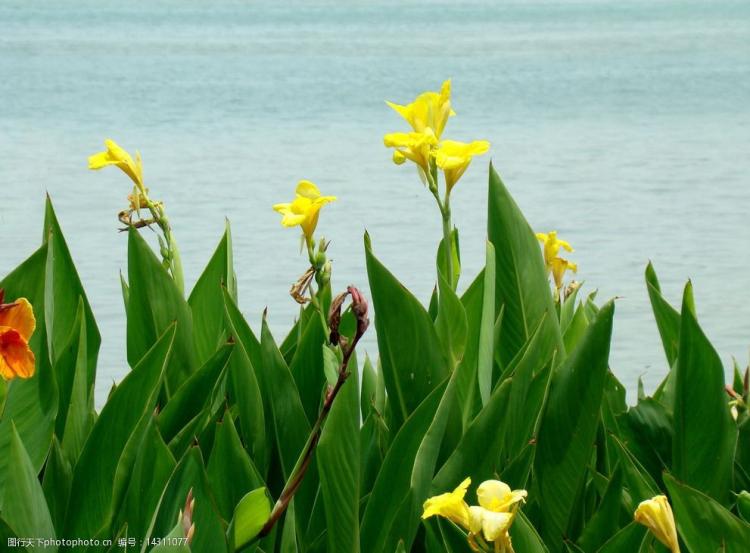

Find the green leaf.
[
  {"left": 127, "top": 227, "right": 197, "bottom": 395},
  {"left": 0, "top": 244, "right": 57, "bottom": 498},
  {"left": 533, "top": 301, "right": 615, "bottom": 551},
  {"left": 664, "top": 473, "right": 750, "bottom": 551},
  {"left": 672, "top": 282, "right": 735, "bottom": 504},
  {"left": 645, "top": 263, "right": 681, "bottom": 368},
  {"left": 43, "top": 196, "right": 101, "bottom": 395},
  {"left": 147, "top": 447, "right": 228, "bottom": 553},
  {"left": 435, "top": 270, "right": 468, "bottom": 369},
  {"left": 432, "top": 377, "right": 512, "bottom": 491},
  {"left": 487, "top": 164, "right": 563, "bottom": 368},
  {"left": 360, "top": 376, "right": 455, "bottom": 552},
  {"left": 595, "top": 522, "right": 647, "bottom": 553},
  {"left": 2, "top": 424, "right": 57, "bottom": 550},
  {"left": 158, "top": 343, "right": 233, "bottom": 444},
  {"left": 289, "top": 313, "right": 327, "bottom": 424},
  {"left": 150, "top": 521, "right": 191, "bottom": 552},
  {"left": 318, "top": 352, "right": 360, "bottom": 553},
  {"left": 207, "top": 412, "right": 264, "bottom": 522},
  {"left": 59, "top": 299, "right": 94, "bottom": 465},
  {"left": 42, "top": 437, "right": 72, "bottom": 533},
  {"left": 115, "top": 416, "right": 176, "bottom": 544},
  {"left": 477, "top": 242, "right": 496, "bottom": 406},
  {"left": 188, "top": 221, "right": 237, "bottom": 365},
  {"left": 511, "top": 512, "right": 551, "bottom": 553},
  {"left": 364, "top": 233, "right": 450, "bottom": 430},
  {"left": 577, "top": 467, "right": 625, "bottom": 552},
  {"left": 437, "top": 227, "right": 461, "bottom": 290},
  {"left": 230, "top": 488, "right": 272, "bottom": 550},
  {"left": 222, "top": 289, "right": 267, "bottom": 473},
  {"left": 65, "top": 325, "right": 174, "bottom": 539}
]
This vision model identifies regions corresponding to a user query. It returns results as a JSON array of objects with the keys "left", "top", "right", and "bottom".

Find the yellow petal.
[
  {"left": 480, "top": 509, "right": 513, "bottom": 542},
  {"left": 477, "top": 480, "right": 527, "bottom": 512},
  {"left": 422, "top": 478, "right": 471, "bottom": 530},
  {"left": 296, "top": 180, "right": 321, "bottom": 199},
  {"left": 634, "top": 496, "right": 680, "bottom": 553}
]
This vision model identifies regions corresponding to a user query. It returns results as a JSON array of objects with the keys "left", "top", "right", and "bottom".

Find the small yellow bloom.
[
  {"left": 536, "top": 231, "right": 577, "bottom": 291},
  {"left": 476, "top": 480, "right": 528, "bottom": 513},
  {"left": 386, "top": 79, "right": 455, "bottom": 139},
  {"left": 634, "top": 495, "right": 680, "bottom": 553},
  {"left": 467, "top": 480, "right": 527, "bottom": 548},
  {"left": 89, "top": 139, "right": 144, "bottom": 189},
  {"left": 0, "top": 291, "right": 36, "bottom": 381},
  {"left": 273, "top": 180, "right": 336, "bottom": 242},
  {"left": 383, "top": 129, "right": 438, "bottom": 175},
  {"left": 432, "top": 139, "right": 490, "bottom": 192},
  {"left": 422, "top": 478, "right": 471, "bottom": 529}
]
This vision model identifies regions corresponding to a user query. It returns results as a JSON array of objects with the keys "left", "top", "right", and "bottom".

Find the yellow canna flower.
[
  {"left": 0, "top": 290, "right": 36, "bottom": 381},
  {"left": 468, "top": 480, "right": 527, "bottom": 549},
  {"left": 536, "top": 231, "right": 577, "bottom": 292},
  {"left": 386, "top": 79, "right": 455, "bottom": 139},
  {"left": 383, "top": 129, "right": 438, "bottom": 176},
  {"left": 536, "top": 231, "right": 573, "bottom": 266},
  {"left": 476, "top": 480, "right": 528, "bottom": 513},
  {"left": 634, "top": 495, "right": 680, "bottom": 553},
  {"left": 273, "top": 180, "right": 336, "bottom": 242},
  {"left": 432, "top": 139, "right": 490, "bottom": 192},
  {"left": 422, "top": 478, "right": 472, "bottom": 530},
  {"left": 89, "top": 139, "right": 144, "bottom": 189}
]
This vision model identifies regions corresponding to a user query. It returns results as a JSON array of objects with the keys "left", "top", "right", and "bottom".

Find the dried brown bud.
[{"left": 348, "top": 285, "right": 370, "bottom": 339}]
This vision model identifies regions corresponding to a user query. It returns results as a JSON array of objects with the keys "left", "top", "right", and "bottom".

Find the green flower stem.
[
  {"left": 426, "top": 168, "right": 456, "bottom": 290},
  {"left": 141, "top": 196, "right": 185, "bottom": 295}
]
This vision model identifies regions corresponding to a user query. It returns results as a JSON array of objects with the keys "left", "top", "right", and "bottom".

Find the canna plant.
[{"left": 0, "top": 81, "right": 748, "bottom": 553}]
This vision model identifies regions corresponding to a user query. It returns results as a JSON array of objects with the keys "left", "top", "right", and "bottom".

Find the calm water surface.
[{"left": 1, "top": 0, "right": 749, "bottom": 404}]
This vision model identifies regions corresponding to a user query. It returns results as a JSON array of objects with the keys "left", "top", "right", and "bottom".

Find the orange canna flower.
[{"left": 0, "top": 289, "right": 36, "bottom": 380}]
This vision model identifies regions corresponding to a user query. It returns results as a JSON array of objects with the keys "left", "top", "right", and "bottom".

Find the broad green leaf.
[
  {"left": 645, "top": 263, "right": 680, "bottom": 368},
  {"left": 43, "top": 196, "right": 100, "bottom": 395},
  {"left": 454, "top": 270, "right": 484, "bottom": 428},
  {"left": 437, "top": 227, "right": 461, "bottom": 290},
  {"left": 672, "top": 282, "right": 735, "bottom": 504},
  {"left": 59, "top": 299, "right": 94, "bottom": 465},
  {"left": 42, "top": 437, "right": 72, "bottom": 533},
  {"left": 609, "top": 435, "right": 659, "bottom": 510},
  {"left": 432, "top": 378, "right": 512, "bottom": 491},
  {"left": 617, "top": 398, "right": 672, "bottom": 487},
  {"left": 158, "top": 343, "right": 233, "bottom": 444},
  {"left": 146, "top": 446, "right": 227, "bottom": 553},
  {"left": 365, "top": 233, "right": 450, "bottom": 430},
  {"left": 115, "top": 416, "right": 176, "bottom": 544},
  {"left": 360, "top": 377, "right": 454, "bottom": 552},
  {"left": 127, "top": 227, "right": 197, "bottom": 396},
  {"left": 188, "top": 221, "right": 237, "bottom": 364},
  {"left": 65, "top": 325, "right": 174, "bottom": 540},
  {"left": 0, "top": 244, "right": 57, "bottom": 496},
  {"left": 595, "top": 522, "right": 647, "bottom": 553},
  {"left": 533, "top": 301, "right": 615, "bottom": 551},
  {"left": 487, "top": 164, "right": 563, "bottom": 367},
  {"left": 318, "top": 351, "right": 360, "bottom": 553},
  {"left": 577, "top": 467, "right": 625, "bottom": 552},
  {"left": 511, "top": 512, "right": 551, "bottom": 553},
  {"left": 435, "top": 271, "right": 468, "bottom": 370},
  {"left": 222, "top": 289, "right": 267, "bottom": 473},
  {"left": 289, "top": 313, "right": 327, "bottom": 424},
  {"left": 207, "top": 412, "right": 264, "bottom": 522},
  {"left": 361, "top": 354, "right": 377, "bottom": 420},
  {"left": 2, "top": 424, "right": 57, "bottom": 550},
  {"left": 258, "top": 318, "right": 316, "bottom": 528},
  {"left": 229, "top": 488, "right": 272, "bottom": 550},
  {"left": 664, "top": 473, "right": 750, "bottom": 552},
  {"left": 150, "top": 521, "right": 191, "bottom": 552}
]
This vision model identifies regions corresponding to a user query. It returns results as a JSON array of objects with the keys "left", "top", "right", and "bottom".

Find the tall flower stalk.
[
  {"left": 89, "top": 139, "right": 185, "bottom": 294},
  {"left": 384, "top": 80, "right": 489, "bottom": 290}
]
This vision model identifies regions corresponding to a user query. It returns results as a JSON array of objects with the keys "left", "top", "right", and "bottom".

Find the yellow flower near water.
[
  {"left": 634, "top": 495, "right": 680, "bottom": 553},
  {"left": 383, "top": 129, "right": 438, "bottom": 175},
  {"left": 89, "top": 139, "right": 144, "bottom": 189},
  {"left": 423, "top": 478, "right": 527, "bottom": 551},
  {"left": 273, "top": 180, "right": 336, "bottom": 242},
  {"left": 422, "top": 477, "right": 471, "bottom": 529},
  {"left": 386, "top": 79, "right": 455, "bottom": 139},
  {"left": 0, "top": 291, "right": 36, "bottom": 381},
  {"left": 536, "top": 231, "right": 577, "bottom": 291},
  {"left": 433, "top": 139, "right": 491, "bottom": 192}
]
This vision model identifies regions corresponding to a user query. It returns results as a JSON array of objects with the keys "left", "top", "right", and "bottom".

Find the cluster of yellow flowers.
[
  {"left": 422, "top": 478, "right": 527, "bottom": 552},
  {"left": 536, "top": 231, "right": 578, "bottom": 298},
  {"left": 384, "top": 79, "right": 490, "bottom": 195}
]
